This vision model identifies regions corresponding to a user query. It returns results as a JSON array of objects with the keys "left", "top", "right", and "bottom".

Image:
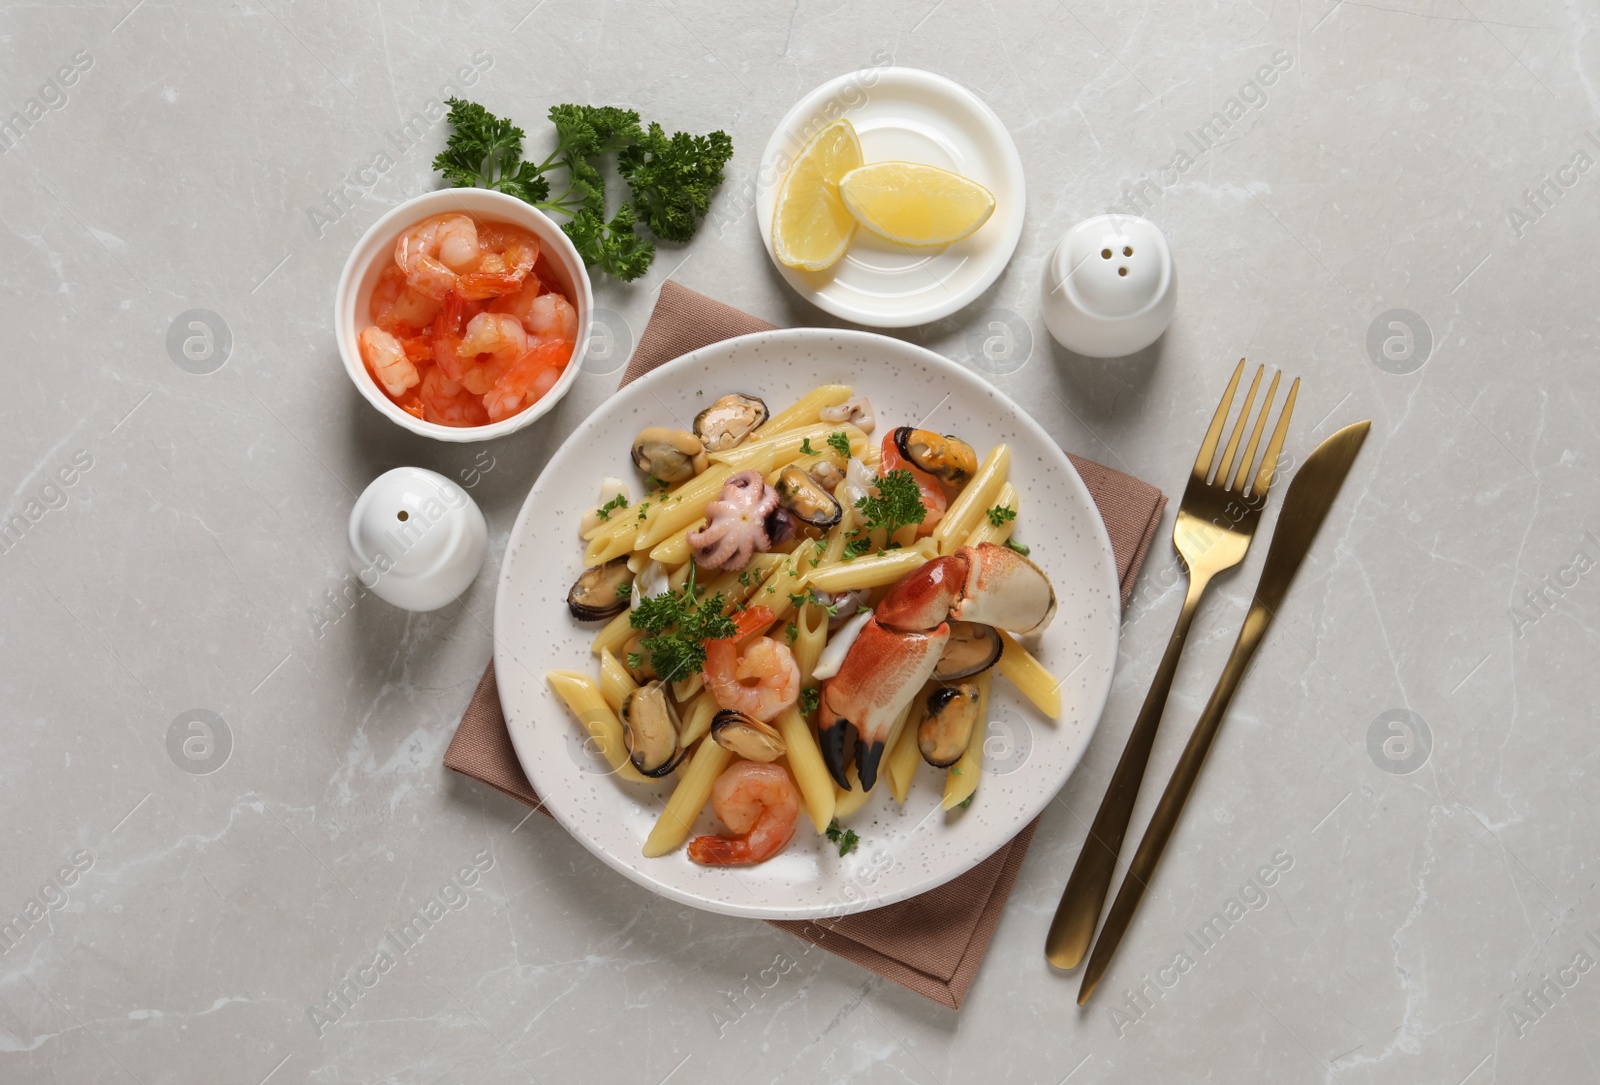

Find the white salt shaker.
[
  {"left": 1041, "top": 214, "right": 1176, "bottom": 358},
  {"left": 347, "top": 467, "right": 488, "bottom": 612}
]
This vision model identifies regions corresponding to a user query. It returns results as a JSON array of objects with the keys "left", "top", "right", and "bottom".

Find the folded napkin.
[{"left": 445, "top": 281, "right": 1166, "bottom": 1009}]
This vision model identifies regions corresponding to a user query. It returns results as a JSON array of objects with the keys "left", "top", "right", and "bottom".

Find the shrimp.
[
  {"left": 359, "top": 326, "right": 419, "bottom": 397},
  {"left": 369, "top": 264, "right": 442, "bottom": 334},
  {"left": 456, "top": 312, "right": 528, "bottom": 395},
  {"left": 880, "top": 432, "right": 946, "bottom": 536},
  {"left": 485, "top": 274, "right": 545, "bottom": 326},
  {"left": 702, "top": 606, "right": 801, "bottom": 722},
  {"left": 523, "top": 292, "right": 579, "bottom": 345},
  {"left": 395, "top": 213, "right": 480, "bottom": 299},
  {"left": 457, "top": 222, "right": 539, "bottom": 300},
  {"left": 483, "top": 337, "right": 572, "bottom": 422},
  {"left": 687, "top": 761, "right": 800, "bottom": 866},
  {"left": 420, "top": 367, "right": 488, "bottom": 427}
]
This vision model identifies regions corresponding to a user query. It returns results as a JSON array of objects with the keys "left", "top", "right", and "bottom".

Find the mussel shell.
[
  {"left": 710, "top": 708, "right": 787, "bottom": 762},
  {"left": 631, "top": 426, "right": 707, "bottom": 483},
  {"left": 918, "top": 684, "right": 981, "bottom": 768},
  {"left": 621, "top": 681, "right": 687, "bottom": 777},
  {"left": 567, "top": 557, "right": 635, "bottom": 622},
  {"left": 694, "top": 393, "right": 769, "bottom": 452},
  {"left": 775, "top": 464, "right": 843, "bottom": 530},
  {"left": 933, "top": 621, "right": 1003, "bottom": 680},
  {"left": 893, "top": 426, "right": 978, "bottom": 486}
]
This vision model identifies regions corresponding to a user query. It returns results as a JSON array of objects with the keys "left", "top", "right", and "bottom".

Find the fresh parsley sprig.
[
  {"left": 824, "top": 819, "right": 860, "bottom": 857},
  {"left": 628, "top": 567, "right": 736, "bottom": 682},
  {"left": 827, "top": 431, "right": 852, "bottom": 459},
  {"left": 434, "top": 99, "right": 732, "bottom": 281},
  {"left": 855, "top": 468, "right": 927, "bottom": 543},
  {"left": 986, "top": 504, "right": 1017, "bottom": 528}
]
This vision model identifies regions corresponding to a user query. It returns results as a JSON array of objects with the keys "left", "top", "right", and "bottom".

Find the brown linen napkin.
[{"left": 445, "top": 281, "right": 1167, "bottom": 1009}]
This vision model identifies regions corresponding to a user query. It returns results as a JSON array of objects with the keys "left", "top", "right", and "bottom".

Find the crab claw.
[
  {"left": 819, "top": 617, "right": 949, "bottom": 791},
  {"left": 948, "top": 543, "right": 1057, "bottom": 635}
]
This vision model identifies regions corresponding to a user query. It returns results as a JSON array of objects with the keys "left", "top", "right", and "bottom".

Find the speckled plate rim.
[{"left": 494, "top": 328, "right": 1119, "bottom": 920}]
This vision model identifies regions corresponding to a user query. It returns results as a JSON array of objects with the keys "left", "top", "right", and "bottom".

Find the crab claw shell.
[
  {"left": 948, "top": 542, "right": 1057, "bottom": 635},
  {"left": 819, "top": 617, "right": 949, "bottom": 791}
]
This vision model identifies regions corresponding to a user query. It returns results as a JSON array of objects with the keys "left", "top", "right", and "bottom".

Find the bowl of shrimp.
[{"left": 334, "top": 188, "right": 593, "bottom": 442}]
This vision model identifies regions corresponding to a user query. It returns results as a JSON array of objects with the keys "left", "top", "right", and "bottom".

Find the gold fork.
[{"left": 1045, "top": 359, "right": 1299, "bottom": 970}]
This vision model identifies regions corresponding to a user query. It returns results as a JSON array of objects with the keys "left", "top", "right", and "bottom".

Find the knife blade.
[{"left": 1077, "top": 419, "right": 1371, "bottom": 1004}]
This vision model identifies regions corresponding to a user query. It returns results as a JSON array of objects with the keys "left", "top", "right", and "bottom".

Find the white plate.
[
  {"left": 755, "top": 68, "right": 1027, "bottom": 328},
  {"left": 495, "top": 329, "right": 1119, "bottom": 920}
]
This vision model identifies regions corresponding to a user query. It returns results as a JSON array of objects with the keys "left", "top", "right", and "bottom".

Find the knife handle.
[
  {"left": 1045, "top": 573, "right": 1210, "bottom": 970},
  {"left": 1077, "top": 604, "right": 1271, "bottom": 1004}
]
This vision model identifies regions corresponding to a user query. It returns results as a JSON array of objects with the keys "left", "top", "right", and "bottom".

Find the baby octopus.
[{"left": 688, "top": 469, "right": 780, "bottom": 570}]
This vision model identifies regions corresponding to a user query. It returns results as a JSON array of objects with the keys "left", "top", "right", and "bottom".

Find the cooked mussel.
[
  {"left": 694, "top": 393, "right": 769, "bottom": 452},
  {"left": 567, "top": 558, "right": 635, "bottom": 622},
  {"left": 775, "top": 464, "right": 843, "bottom": 530},
  {"left": 918, "top": 683, "right": 981, "bottom": 768},
  {"left": 710, "top": 708, "right": 787, "bottom": 762},
  {"left": 933, "top": 621, "right": 1003, "bottom": 680},
  {"left": 631, "top": 427, "right": 708, "bottom": 484},
  {"left": 621, "top": 633, "right": 656, "bottom": 682},
  {"left": 620, "top": 681, "right": 687, "bottom": 777},
  {"left": 893, "top": 427, "right": 978, "bottom": 486}
]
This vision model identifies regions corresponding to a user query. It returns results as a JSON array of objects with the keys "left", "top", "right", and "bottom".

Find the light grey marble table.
[{"left": 3, "top": 2, "right": 1597, "bottom": 1082}]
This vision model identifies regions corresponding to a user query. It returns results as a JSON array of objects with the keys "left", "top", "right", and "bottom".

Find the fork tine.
[
  {"left": 1249, "top": 377, "right": 1300, "bottom": 499},
  {"left": 1216, "top": 365, "right": 1263, "bottom": 485},
  {"left": 1192, "top": 359, "right": 1245, "bottom": 483},
  {"left": 1232, "top": 370, "right": 1281, "bottom": 495}
]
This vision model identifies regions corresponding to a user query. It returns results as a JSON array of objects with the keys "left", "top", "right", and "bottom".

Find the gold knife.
[{"left": 1077, "top": 420, "right": 1372, "bottom": 1005}]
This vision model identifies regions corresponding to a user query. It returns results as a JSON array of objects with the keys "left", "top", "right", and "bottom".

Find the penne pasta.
[
  {"left": 932, "top": 444, "right": 1012, "bottom": 556},
  {"left": 643, "top": 738, "right": 732, "bottom": 858},
  {"left": 791, "top": 603, "right": 829, "bottom": 685},
  {"left": 942, "top": 672, "right": 992, "bottom": 810},
  {"left": 708, "top": 423, "right": 849, "bottom": 472},
  {"left": 963, "top": 482, "right": 1018, "bottom": 549},
  {"left": 597, "top": 648, "right": 638, "bottom": 714},
  {"left": 753, "top": 384, "right": 853, "bottom": 438},
  {"left": 591, "top": 608, "right": 637, "bottom": 658},
  {"left": 679, "top": 689, "right": 720, "bottom": 747},
  {"left": 546, "top": 670, "right": 652, "bottom": 785},
  {"left": 997, "top": 630, "right": 1062, "bottom": 719},
  {"left": 885, "top": 693, "right": 926, "bottom": 804},
  {"left": 634, "top": 465, "right": 735, "bottom": 548},
  {"left": 585, "top": 526, "right": 640, "bottom": 566},
  {"left": 648, "top": 518, "right": 706, "bottom": 565},
  {"left": 804, "top": 548, "right": 931, "bottom": 593},
  {"left": 775, "top": 706, "right": 836, "bottom": 833}
]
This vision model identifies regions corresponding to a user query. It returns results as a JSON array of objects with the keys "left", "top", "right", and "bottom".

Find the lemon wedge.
[
  {"left": 839, "top": 161, "right": 996, "bottom": 247},
  {"left": 772, "top": 118, "right": 863, "bottom": 271}
]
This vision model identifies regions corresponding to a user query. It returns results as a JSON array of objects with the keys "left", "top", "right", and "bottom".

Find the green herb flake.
[
  {"left": 595, "top": 493, "right": 629, "bottom": 521},
  {"left": 957, "top": 795, "right": 974, "bottom": 810},
  {"left": 1004, "top": 538, "right": 1031, "bottom": 557},
  {"left": 827, "top": 431, "right": 852, "bottom": 459},
  {"left": 615, "top": 580, "right": 634, "bottom": 600},
  {"left": 626, "top": 652, "right": 644, "bottom": 670},
  {"left": 986, "top": 504, "right": 1017, "bottom": 528},
  {"left": 824, "top": 819, "right": 860, "bottom": 858},
  {"left": 799, "top": 686, "right": 820, "bottom": 714},
  {"left": 785, "top": 622, "right": 799, "bottom": 644},
  {"left": 800, "top": 437, "right": 817, "bottom": 457}
]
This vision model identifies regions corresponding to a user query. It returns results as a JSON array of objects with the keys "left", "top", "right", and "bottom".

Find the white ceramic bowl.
[{"left": 334, "top": 189, "right": 594, "bottom": 443}]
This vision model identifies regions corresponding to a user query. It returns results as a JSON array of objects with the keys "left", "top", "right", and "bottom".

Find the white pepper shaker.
[
  {"left": 1041, "top": 214, "right": 1176, "bottom": 358},
  {"left": 347, "top": 467, "right": 488, "bottom": 612}
]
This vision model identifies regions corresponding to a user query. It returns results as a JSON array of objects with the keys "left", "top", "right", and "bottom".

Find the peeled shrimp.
[
  {"left": 456, "top": 312, "right": 528, "bottom": 396},
  {"left": 359, "top": 326, "right": 419, "bottom": 397},
  {"left": 369, "top": 265, "right": 442, "bottom": 333},
  {"left": 486, "top": 275, "right": 545, "bottom": 326},
  {"left": 395, "top": 213, "right": 479, "bottom": 299},
  {"left": 484, "top": 337, "right": 572, "bottom": 422},
  {"left": 419, "top": 367, "right": 488, "bottom": 427},
  {"left": 702, "top": 607, "right": 800, "bottom": 723},
  {"left": 456, "top": 222, "right": 539, "bottom": 300},
  {"left": 687, "top": 761, "right": 800, "bottom": 866},
  {"left": 880, "top": 433, "right": 946, "bottom": 536},
  {"left": 523, "top": 292, "right": 579, "bottom": 345}
]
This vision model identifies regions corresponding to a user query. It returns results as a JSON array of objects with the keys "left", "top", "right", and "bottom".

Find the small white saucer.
[{"left": 755, "top": 67, "right": 1026, "bottom": 328}]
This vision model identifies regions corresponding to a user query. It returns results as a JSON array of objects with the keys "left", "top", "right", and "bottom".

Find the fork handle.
[{"left": 1044, "top": 572, "right": 1211, "bottom": 970}]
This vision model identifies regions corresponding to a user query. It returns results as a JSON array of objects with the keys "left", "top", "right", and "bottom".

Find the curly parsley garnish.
[
  {"left": 853, "top": 468, "right": 927, "bottom": 547},
  {"left": 800, "top": 437, "right": 817, "bottom": 456},
  {"left": 842, "top": 537, "right": 872, "bottom": 560},
  {"left": 788, "top": 587, "right": 839, "bottom": 616},
  {"left": 799, "top": 687, "right": 820, "bottom": 715},
  {"left": 825, "top": 819, "right": 860, "bottom": 857},
  {"left": 434, "top": 99, "right": 732, "bottom": 281},
  {"left": 628, "top": 567, "right": 736, "bottom": 682},
  {"left": 595, "top": 494, "right": 630, "bottom": 521},
  {"left": 986, "top": 504, "right": 1017, "bottom": 528},
  {"left": 827, "top": 431, "right": 852, "bottom": 459}
]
